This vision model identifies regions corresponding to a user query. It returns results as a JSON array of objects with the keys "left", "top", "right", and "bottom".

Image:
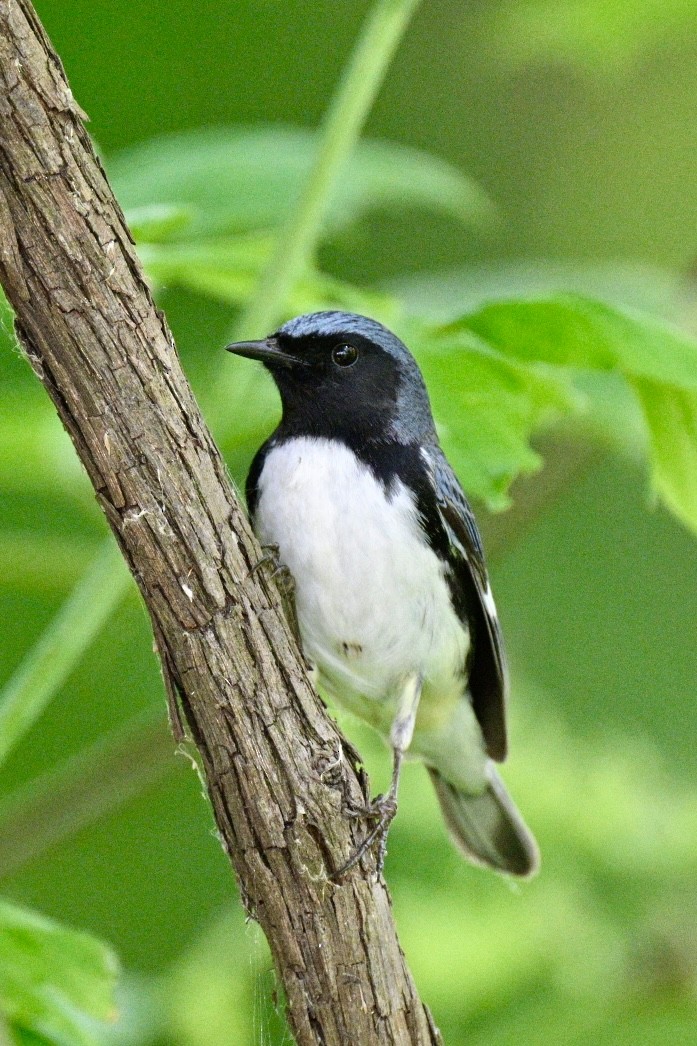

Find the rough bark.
[{"left": 0, "top": 3, "right": 441, "bottom": 1043}]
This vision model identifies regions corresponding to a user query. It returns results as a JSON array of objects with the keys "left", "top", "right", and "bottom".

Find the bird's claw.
[
  {"left": 346, "top": 792, "right": 397, "bottom": 821},
  {"left": 333, "top": 791, "right": 398, "bottom": 879}
]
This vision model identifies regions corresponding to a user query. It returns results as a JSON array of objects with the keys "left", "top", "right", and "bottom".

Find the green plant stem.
[
  {"left": 206, "top": 0, "right": 423, "bottom": 431},
  {"left": 237, "top": 0, "right": 421, "bottom": 339},
  {"left": 0, "top": 541, "right": 129, "bottom": 767},
  {"left": 0, "top": 707, "right": 172, "bottom": 881}
]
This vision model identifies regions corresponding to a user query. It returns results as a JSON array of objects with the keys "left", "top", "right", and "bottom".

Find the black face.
[{"left": 231, "top": 330, "right": 403, "bottom": 444}]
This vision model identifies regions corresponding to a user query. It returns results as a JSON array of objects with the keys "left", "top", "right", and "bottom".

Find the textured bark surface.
[{"left": 0, "top": 3, "right": 441, "bottom": 1043}]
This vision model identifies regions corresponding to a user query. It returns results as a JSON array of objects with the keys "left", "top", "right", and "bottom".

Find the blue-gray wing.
[{"left": 422, "top": 447, "right": 509, "bottom": 761}]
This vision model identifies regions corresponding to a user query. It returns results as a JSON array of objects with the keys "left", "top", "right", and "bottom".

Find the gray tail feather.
[{"left": 429, "top": 765, "right": 540, "bottom": 878}]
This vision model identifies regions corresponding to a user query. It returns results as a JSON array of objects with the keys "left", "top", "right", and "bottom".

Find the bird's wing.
[{"left": 421, "top": 447, "right": 509, "bottom": 761}]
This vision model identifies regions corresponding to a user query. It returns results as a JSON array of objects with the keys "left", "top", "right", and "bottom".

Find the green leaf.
[
  {"left": 108, "top": 125, "right": 493, "bottom": 243},
  {"left": 140, "top": 235, "right": 400, "bottom": 323},
  {"left": 413, "top": 326, "right": 579, "bottom": 508},
  {"left": 462, "top": 296, "right": 697, "bottom": 390},
  {"left": 0, "top": 899, "right": 118, "bottom": 1046},
  {"left": 0, "top": 541, "right": 130, "bottom": 769},
  {"left": 389, "top": 260, "right": 680, "bottom": 321},
  {"left": 443, "top": 295, "right": 697, "bottom": 532},
  {"left": 138, "top": 235, "right": 272, "bottom": 306},
  {"left": 631, "top": 380, "right": 697, "bottom": 537},
  {"left": 0, "top": 285, "right": 13, "bottom": 328},
  {"left": 125, "top": 203, "right": 194, "bottom": 243}
]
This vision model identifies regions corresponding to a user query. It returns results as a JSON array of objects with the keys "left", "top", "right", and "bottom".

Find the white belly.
[{"left": 254, "top": 437, "right": 470, "bottom": 730}]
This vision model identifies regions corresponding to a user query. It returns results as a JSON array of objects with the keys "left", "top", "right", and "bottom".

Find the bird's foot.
[
  {"left": 346, "top": 790, "right": 398, "bottom": 822},
  {"left": 334, "top": 791, "right": 399, "bottom": 879},
  {"left": 333, "top": 749, "right": 404, "bottom": 880}
]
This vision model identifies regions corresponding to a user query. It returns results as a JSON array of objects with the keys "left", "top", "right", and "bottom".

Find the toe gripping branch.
[{"left": 334, "top": 748, "right": 403, "bottom": 879}]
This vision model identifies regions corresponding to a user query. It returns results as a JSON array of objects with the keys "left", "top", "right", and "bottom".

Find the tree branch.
[{"left": 0, "top": 3, "right": 440, "bottom": 1043}]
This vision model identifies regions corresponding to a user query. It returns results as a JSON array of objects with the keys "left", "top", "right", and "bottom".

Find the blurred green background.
[{"left": 1, "top": 1, "right": 696, "bottom": 1043}]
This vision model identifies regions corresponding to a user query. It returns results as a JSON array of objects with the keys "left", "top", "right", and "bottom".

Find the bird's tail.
[{"left": 428, "top": 764, "right": 539, "bottom": 878}]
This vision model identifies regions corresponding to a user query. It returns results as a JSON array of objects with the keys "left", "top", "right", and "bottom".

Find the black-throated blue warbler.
[{"left": 227, "top": 311, "right": 539, "bottom": 877}]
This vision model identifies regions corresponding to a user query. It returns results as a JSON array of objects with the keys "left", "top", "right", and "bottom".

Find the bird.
[{"left": 226, "top": 311, "right": 539, "bottom": 878}]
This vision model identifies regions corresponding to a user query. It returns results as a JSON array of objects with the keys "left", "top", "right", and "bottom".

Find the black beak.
[{"left": 225, "top": 337, "right": 300, "bottom": 368}]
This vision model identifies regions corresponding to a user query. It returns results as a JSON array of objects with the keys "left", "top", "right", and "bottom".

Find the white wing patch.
[{"left": 481, "top": 583, "right": 497, "bottom": 619}]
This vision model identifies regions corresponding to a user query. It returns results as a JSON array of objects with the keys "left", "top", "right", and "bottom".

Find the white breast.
[{"left": 254, "top": 437, "right": 469, "bottom": 722}]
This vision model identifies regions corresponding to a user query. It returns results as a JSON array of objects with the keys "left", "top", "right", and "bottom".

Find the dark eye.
[{"left": 331, "top": 343, "right": 358, "bottom": 368}]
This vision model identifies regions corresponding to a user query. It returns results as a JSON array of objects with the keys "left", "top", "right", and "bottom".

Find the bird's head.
[{"left": 226, "top": 311, "right": 435, "bottom": 445}]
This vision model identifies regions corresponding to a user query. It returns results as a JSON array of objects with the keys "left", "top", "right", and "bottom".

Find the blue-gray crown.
[
  {"left": 278, "top": 311, "right": 435, "bottom": 443},
  {"left": 278, "top": 310, "right": 400, "bottom": 352}
]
